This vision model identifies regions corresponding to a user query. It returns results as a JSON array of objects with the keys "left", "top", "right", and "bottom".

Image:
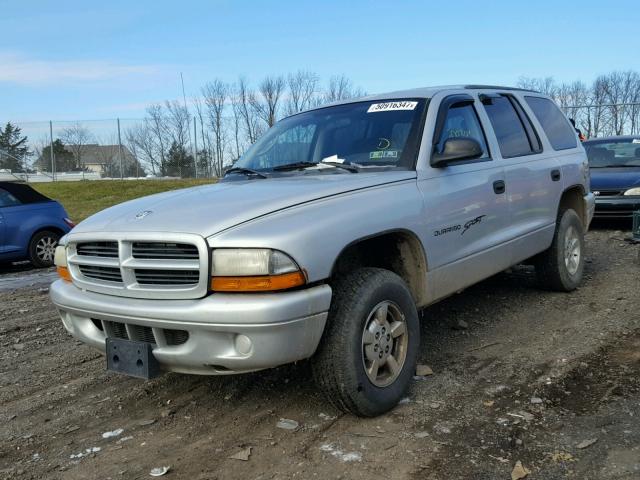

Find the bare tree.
[
  {"left": 202, "top": 79, "right": 229, "bottom": 176},
  {"left": 254, "top": 75, "right": 286, "bottom": 127},
  {"left": 60, "top": 123, "right": 94, "bottom": 170},
  {"left": 123, "top": 128, "right": 143, "bottom": 177},
  {"left": 235, "top": 77, "right": 262, "bottom": 144},
  {"left": 517, "top": 76, "right": 557, "bottom": 97},
  {"left": 165, "top": 100, "right": 192, "bottom": 176},
  {"left": 193, "top": 96, "right": 213, "bottom": 176},
  {"left": 146, "top": 104, "right": 170, "bottom": 175},
  {"left": 125, "top": 124, "right": 159, "bottom": 175},
  {"left": 324, "top": 74, "right": 366, "bottom": 103},
  {"left": 286, "top": 70, "right": 319, "bottom": 115}
]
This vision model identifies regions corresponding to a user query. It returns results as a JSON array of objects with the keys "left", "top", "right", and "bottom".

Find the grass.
[{"left": 33, "top": 179, "right": 216, "bottom": 222}]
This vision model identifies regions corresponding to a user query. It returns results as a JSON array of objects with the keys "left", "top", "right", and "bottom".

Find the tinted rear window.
[
  {"left": 482, "top": 96, "right": 533, "bottom": 158},
  {"left": 525, "top": 96, "right": 577, "bottom": 150},
  {"left": 0, "top": 182, "right": 51, "bottom": 204},
  {"left": 584, "top": 139, "right": 640, "bottom": 167}
]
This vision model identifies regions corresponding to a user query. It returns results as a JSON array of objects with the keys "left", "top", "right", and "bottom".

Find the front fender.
[{"left": 206, "top": 179, "right": 426, "bottom": 283}]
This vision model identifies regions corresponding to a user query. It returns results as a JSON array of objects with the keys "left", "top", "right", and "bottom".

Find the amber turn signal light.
[
  {"left": 211, "top": 271, "right": 305, "bottom": 292},
  {"left": 57, "top": 266, "right": 72, "bottom": 282}
]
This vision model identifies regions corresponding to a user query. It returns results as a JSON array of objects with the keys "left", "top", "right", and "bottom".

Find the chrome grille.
[
  {"left": 134, "top": 269, "right": 199, "bottom": 285},
  {"left": 78, "top": 265, "right": 123, "bottom": 283},
  {"left": 77, "top": 241, "right": 119, "bottom": 257},
  {"left": 98, "top": 319, "right": 189, "bottom": 346},
  {"left": 132, "top": 242, "right": 198, "bottom": 259},
  {"left": 67, "top": 233, "right": 208, "bottom": 299}
]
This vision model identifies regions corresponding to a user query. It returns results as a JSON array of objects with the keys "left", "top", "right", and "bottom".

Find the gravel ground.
[{"left": 0, "top": 227, "right": 638, "bottom": 479}]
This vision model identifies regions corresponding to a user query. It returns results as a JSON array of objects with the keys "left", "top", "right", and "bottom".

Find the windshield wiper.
[
  {"left": 272, "top": 161, "right": 317, "bottom": 171},
  {"left": 224, "top": 167, "right": 268, "bottom": 178},
  {"left": 272, "top": 161, "right": 358, "bottom": 173}
]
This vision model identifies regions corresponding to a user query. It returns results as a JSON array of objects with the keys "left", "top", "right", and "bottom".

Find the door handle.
[
  {"left": 551, "top": 169, "right": 561, "bottom": 182},
  {"left": 493, "top": 180, "right": 506, "bottom": 194}
]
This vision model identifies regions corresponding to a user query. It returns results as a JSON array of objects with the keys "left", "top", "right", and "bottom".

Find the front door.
[{"left": 418, "top": 94, "right": 512, "bottom": 301}]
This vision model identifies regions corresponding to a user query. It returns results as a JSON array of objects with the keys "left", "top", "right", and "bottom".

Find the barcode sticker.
[{"left": 367, "top": 101, "right": 418, "bottom": 113}]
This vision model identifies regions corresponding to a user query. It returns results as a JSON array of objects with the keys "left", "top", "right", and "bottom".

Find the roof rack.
[{"left": 464, "top": 85, "right": 538, "bottom": 92}]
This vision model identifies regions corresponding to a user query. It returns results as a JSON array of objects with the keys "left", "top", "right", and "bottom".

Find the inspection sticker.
[{"left": 367, "top": 101, "right": 418, "bottom": 113}]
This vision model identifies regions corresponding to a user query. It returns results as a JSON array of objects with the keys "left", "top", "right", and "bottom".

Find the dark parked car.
[
  {"left": 0, "top": 182, "right": 74, "bottom": 267},
  {"left": 584, "top": 136, "right": 640, "bottom": 218}
]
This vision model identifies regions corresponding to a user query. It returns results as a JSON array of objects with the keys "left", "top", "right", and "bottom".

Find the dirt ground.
[{"left": 1, "top": 225, "right": 639, "bottom": 480}]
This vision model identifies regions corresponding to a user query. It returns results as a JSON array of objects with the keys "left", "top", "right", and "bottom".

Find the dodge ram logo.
[{"left": 135, "top": 210, "right": 153, "bottom": 219}]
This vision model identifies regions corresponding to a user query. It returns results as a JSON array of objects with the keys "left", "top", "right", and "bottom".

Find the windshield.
[
  {"left": 234, "top": 99, "right": 427, "bottom": 172},
  {"left": 585, "top": 138, "right": 640, "bottom": 167}
]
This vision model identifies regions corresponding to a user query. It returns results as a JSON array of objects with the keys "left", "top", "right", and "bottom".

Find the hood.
[
  {"left": 590, "top": 167, "right": 640, "bottom": 191},
  {"left": 71, "top": 171, "right": 416, "bottom": 238}
]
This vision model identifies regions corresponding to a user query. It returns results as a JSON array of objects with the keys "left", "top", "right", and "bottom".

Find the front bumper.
[
  {"left": 594, "top": 196, "right": 640, "bottom": 218},
  {"left": 50, "top": 280, "right": 332, "bottom": 375}
]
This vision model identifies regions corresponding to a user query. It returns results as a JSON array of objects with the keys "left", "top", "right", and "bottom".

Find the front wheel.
[
  {"left": 535, "top": 209, "right": 585, "bottom": 291},
  {"left": 29, "top": 230, "right": 60, "bottom": 268},
  {"left": 312, "top": 268, "right": 420, "bottom": 417}
]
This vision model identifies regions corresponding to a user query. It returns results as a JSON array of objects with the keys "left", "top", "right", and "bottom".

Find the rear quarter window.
[
  {"left": 0, "top": 188, "right": 21, "bottom": 207},
  {"left": 525, "top": 96, "right": 577, "bottom": 150}
]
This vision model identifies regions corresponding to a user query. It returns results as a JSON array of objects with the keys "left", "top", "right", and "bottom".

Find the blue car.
[
  {"left": 584, "top": 136, "right": 640, "bottom": 218},
  {"left": 0, "top": 182, "right": 74, "bottom": 267}
]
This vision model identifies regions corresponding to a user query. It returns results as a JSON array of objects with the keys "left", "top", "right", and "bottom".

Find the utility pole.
[
  {"left": 49, "top": 121, "right": 55, "bottom": 181},
  {"left": 117, "top": 118, "right": 123, "bottom": 180}
]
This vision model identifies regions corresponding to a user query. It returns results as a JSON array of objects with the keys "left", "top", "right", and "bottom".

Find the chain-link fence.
[{"left": 5, "top": 118, "right": 153, "bottom": 182}]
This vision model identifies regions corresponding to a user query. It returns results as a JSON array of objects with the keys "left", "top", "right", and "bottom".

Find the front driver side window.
[{"left": 435, "top": 103, "right": 489, "bottom": 159}]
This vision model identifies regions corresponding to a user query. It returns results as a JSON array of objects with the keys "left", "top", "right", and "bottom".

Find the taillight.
[{"left": 64, "top": 218, "right": 75, "bottom": 228}]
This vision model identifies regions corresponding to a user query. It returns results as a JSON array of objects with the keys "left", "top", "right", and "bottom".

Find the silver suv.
[{"left": 52, "top": 85, "right": 595, "bottom": 416}]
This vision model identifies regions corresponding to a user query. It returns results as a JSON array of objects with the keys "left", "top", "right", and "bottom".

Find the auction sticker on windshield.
[{"left": 367, "top": 101, "right": 418, "bottom": 113}]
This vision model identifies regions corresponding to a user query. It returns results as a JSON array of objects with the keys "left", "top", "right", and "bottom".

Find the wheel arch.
[
  {"left": 559, "top": 184, "right": 587, "bottom": 227},
  {"left": 330, "top": 229, "right": 429, "bottom": 307},
  {"left": 29, "top": 226, "right": 65, "bottom": 243}
]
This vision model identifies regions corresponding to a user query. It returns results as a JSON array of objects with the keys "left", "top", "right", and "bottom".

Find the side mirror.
[{"left": 431, "top": 138, "right": 483, "bottom": 168}]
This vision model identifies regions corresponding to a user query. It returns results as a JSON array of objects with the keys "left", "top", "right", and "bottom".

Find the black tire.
[
  {"left": 312, "top": 268, "right": 420, "bottom": 417},
  {"left": 535, "top": 209, "right": 585, "bottom": 292},
  {"left": 28, "top": 230, "right": 60, "bottom": 268}
]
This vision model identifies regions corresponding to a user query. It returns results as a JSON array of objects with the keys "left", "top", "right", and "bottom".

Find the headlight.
[
  {"left": 54, "top": 245, "right": 72, "bottom": 282},
  {"left": 623, "top": 187, "right": 640, "bottom": 196},
  {"left": 210, "top": 249, "right": 305, "bottom": 292}
]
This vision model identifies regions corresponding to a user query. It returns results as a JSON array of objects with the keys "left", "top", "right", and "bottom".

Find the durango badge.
[{"left": 135, "top": 210, "right": 153, "bottom": 220}]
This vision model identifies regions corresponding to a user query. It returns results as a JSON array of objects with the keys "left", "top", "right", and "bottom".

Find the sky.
[{"left": 1, "top": 0, "right": 638, "bottom": 127}]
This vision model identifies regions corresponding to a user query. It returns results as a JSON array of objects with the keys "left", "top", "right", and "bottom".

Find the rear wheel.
[
  {"left": 29, "top": 230, "right": 60, "bottom": 268},
  {"left": 312, "top": 268, "right": 419, "bottom": 417},
  {"left": 535, "top": 209, "right": 585, "bottom": 291}
]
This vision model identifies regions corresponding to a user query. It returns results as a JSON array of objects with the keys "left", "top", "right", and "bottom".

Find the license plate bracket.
[{"left": 106, "top": 337, "right": 160, "bottom": 379}]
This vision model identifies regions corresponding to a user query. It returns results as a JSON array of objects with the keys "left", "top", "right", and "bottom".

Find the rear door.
[
  {"left": 480, "top": 93, "right": 563, "bottom": 262},
  {"left": 418, "top": 93, "right": 512, "bottom": 300}
]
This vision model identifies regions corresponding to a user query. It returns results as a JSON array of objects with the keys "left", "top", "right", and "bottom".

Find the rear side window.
[
  {"left": 0, "top": 188, "right": 21, "bottom": 207},
  {"left": 482, "top": 95, "right": 541, "bottom": 158},
  {"left": 525, "top": 96, "right": 577, "bottom": 150}
]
